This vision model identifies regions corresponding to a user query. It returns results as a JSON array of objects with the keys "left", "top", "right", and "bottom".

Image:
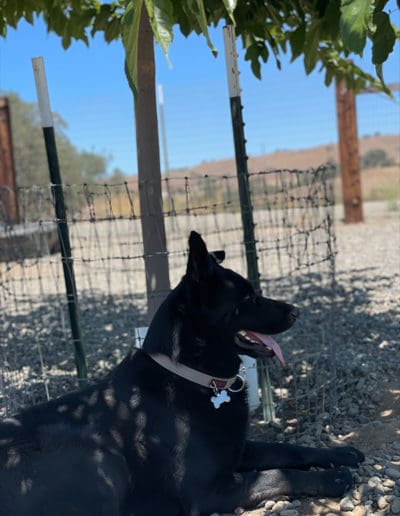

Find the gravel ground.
[{"left": 241, "top": 202, "right": 400, "bottom": 516}]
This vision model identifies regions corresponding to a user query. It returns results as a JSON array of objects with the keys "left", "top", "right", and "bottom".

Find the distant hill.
[
  {"left": 126, "top": 133, "right": 399, "bottom": 186},
  {"left": 184, "top": 134, "right": 399, "bottom": 177}
]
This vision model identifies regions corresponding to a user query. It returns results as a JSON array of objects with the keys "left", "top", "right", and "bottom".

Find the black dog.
[{"left": 0, "top": 231, "right": 364, "bottom": 515}]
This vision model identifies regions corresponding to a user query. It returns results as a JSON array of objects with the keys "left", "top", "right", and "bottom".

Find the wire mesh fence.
[{"left": 0, "top": 165, "right": 340, "bottom": 436}]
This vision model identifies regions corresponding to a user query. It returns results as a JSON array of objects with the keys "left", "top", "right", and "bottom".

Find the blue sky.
[{"left": 0, "top": 7, "right": 399, "bottom": 175}]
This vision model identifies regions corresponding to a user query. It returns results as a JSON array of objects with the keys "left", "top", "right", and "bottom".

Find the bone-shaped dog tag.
[{"left": 211, "top": 389, "right": 231, "bottom": 409}]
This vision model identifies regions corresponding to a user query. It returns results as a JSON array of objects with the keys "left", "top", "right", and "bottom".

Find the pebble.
[
  {"left": 348, "top": 404, "right": 359, "bottom": 416},
  {"left": 280, "top": 511, "right": 298, "bottom": 516},
  {"left": 271, "top": 501, "right": 292, "bottom": 512},
  {"left": 377, "top": 495, "right": 389, "bottom": 509},
  {"left": 264, "top": 501, "right": 275, "bottom": 510},
  {"left": 383, "top": 478, "right": 396, "bottom": 488},
  {"left": 359, "top": 483, "right": 371, "bottom": 499},
  {"left": 368, "top": 476, "right": 382, "bottom": 488},
  {"left": 392, "top": 497, "right": 400, "bottom": 514},
  {"left": 340, "top": 496, "right": 354, "bottom": 512},
  {"left": 386, "top": 467, "right": 400, "bottom": 480}
]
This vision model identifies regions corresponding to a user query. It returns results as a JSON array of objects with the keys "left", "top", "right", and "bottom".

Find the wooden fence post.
[
  {"left": 0, "top": 97, "right": 19, "bottom": 224},
  {"left": 335, "top": 78, "right": 364, "bottom": 223}
]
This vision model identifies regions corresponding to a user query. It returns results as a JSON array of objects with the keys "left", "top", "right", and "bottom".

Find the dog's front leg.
[
  {"left": 207, "top": 467, "right": 353, "bottom": 513},
  {"left": 239, "top": 440, "right": 364, "bottom": 471}
]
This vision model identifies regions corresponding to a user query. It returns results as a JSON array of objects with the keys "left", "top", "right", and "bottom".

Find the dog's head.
[
  {"left": 181, "top": 231, "right": 298, "bottom": 365},
  {"left": 144, "top": 231, "right": 298, "bottom": 374}
]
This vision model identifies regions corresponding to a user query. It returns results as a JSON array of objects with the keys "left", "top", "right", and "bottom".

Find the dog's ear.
[
  {"left": 211, "top": 250, "right": 225, "bottom": 264},
  {"left": 186, "top": 231, "right": 213, "bottom": 282}
]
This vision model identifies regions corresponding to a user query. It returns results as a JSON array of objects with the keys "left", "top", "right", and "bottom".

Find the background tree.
[
  {"left": 109, "top": 167, "right": 126, "bottom": 182},
  {"left": 7, "top": 93, "right": 110, "bottom": 186},
  {"left": 361, "top": 148, "right": 395, "bottom": 168}
]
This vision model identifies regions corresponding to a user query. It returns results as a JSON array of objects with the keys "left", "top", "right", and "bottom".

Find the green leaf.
[
  {"left": 144, "top": 0, "right": 174, "bottom": 55},
  {"left": 259, "top": 43, "right": 269, "bottom": 62},
  {"left": 375, "top": 0, "right": 389, "bottom": 11},
  {"left": 375, "top": 62, "right": 384, "bottom": 83},
  {"left": 303, "top": 21, "right": 320, "bottom": 74},
  {"left": 3, "top": 1, "right": 19, "bottom": 29},
  {"left": 92, "top": 4, "right": 113, "bottom": 34},
  {"left": 183, "top": 0, "right": 217, "bottom": 55},
  {"left": 62, "top": 31, "right": 72, "bottom": 49},
  {"left": 244, "top": 43, "right": 263, "bottom": 79},
  {"left": 44, "top": 5, "right": 67, "bottom": 36},
  {"left": 324, "top": 67, "right": 334, "bottom": 86},
  {"left": 221, "top": 0, "right": 237, "bottom": 23},
  {"left": 371, "top": 10, "right": 395, "bottom": 64},
  {"left": 24, "top": 10, "right": 34, "bottom": 25},
  {"left": 289, "top": 24, "right": 305, "bottom": 62},
  {"left": 104, "top": 16, "right": 121, "bottom": 42},
  {"left": 321, "top": 0, "right": 341, "bottom": 40},
  {"left": 122, "top": 0, "right": 144, "bottom": 96},
  {"left": 250, "top": 59, "right": 261, "bottom": 79},
  {"left": 340, "top": 0, "right": 370, "bottom": 55},
  {"left": 172, "top": 1, "right": 191, "bottom": 36}
]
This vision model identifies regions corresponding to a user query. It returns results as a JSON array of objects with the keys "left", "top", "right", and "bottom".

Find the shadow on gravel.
[
  {"left": 1, "top": 268, "right": 398, "bottom": 423},
  {"left": 257, "top": 268, "right": 399, "bottom": 433},
  {"left": 0, "top": 292, "right": 147, "bottom": 414}
]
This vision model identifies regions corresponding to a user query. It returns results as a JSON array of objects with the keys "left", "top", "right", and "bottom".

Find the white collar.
[{"left": 148, "top": 353, "right": 245, "bottom": 392}]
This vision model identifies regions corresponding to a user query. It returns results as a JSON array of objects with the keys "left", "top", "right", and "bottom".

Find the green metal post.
[
  {"left": 32, "top": 57, "right": 87, "bottom": 383},
  {"left": 223, "top": 26, "right": 274, "bottom": 421}
]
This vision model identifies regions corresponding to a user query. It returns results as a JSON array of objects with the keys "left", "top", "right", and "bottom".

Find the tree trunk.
[{"left": 135, "top": 7, "right": 170, "bottom": 320}]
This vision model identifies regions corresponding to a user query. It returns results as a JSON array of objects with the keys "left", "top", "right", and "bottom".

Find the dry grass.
[
  {"left": 91, "top": 165, "right": 399, "bottom": 220},
  {"left": 360, "top": 165, "right": 399, "bottom": 201}
]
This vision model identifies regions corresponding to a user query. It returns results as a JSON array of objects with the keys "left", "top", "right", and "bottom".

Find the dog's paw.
[
  {"left": 326, "top": 446, "right": 365, "bottom": 468},
  {"left": 320, "top": 467, "right": 353, "bottom": 498}
]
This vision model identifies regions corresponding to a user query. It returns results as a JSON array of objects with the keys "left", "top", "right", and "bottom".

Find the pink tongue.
[{"left": 245, "top": 331, "right": 285, "bottom": 366}]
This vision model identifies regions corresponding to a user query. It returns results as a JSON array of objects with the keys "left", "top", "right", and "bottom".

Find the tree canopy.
[{"left": 0, "top": 1, "right": 398, "bottom": 94}]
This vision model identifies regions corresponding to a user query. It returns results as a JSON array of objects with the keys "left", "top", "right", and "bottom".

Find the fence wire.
[{"left": 0, "top": 166, "right": 340, "bottom": 435}]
